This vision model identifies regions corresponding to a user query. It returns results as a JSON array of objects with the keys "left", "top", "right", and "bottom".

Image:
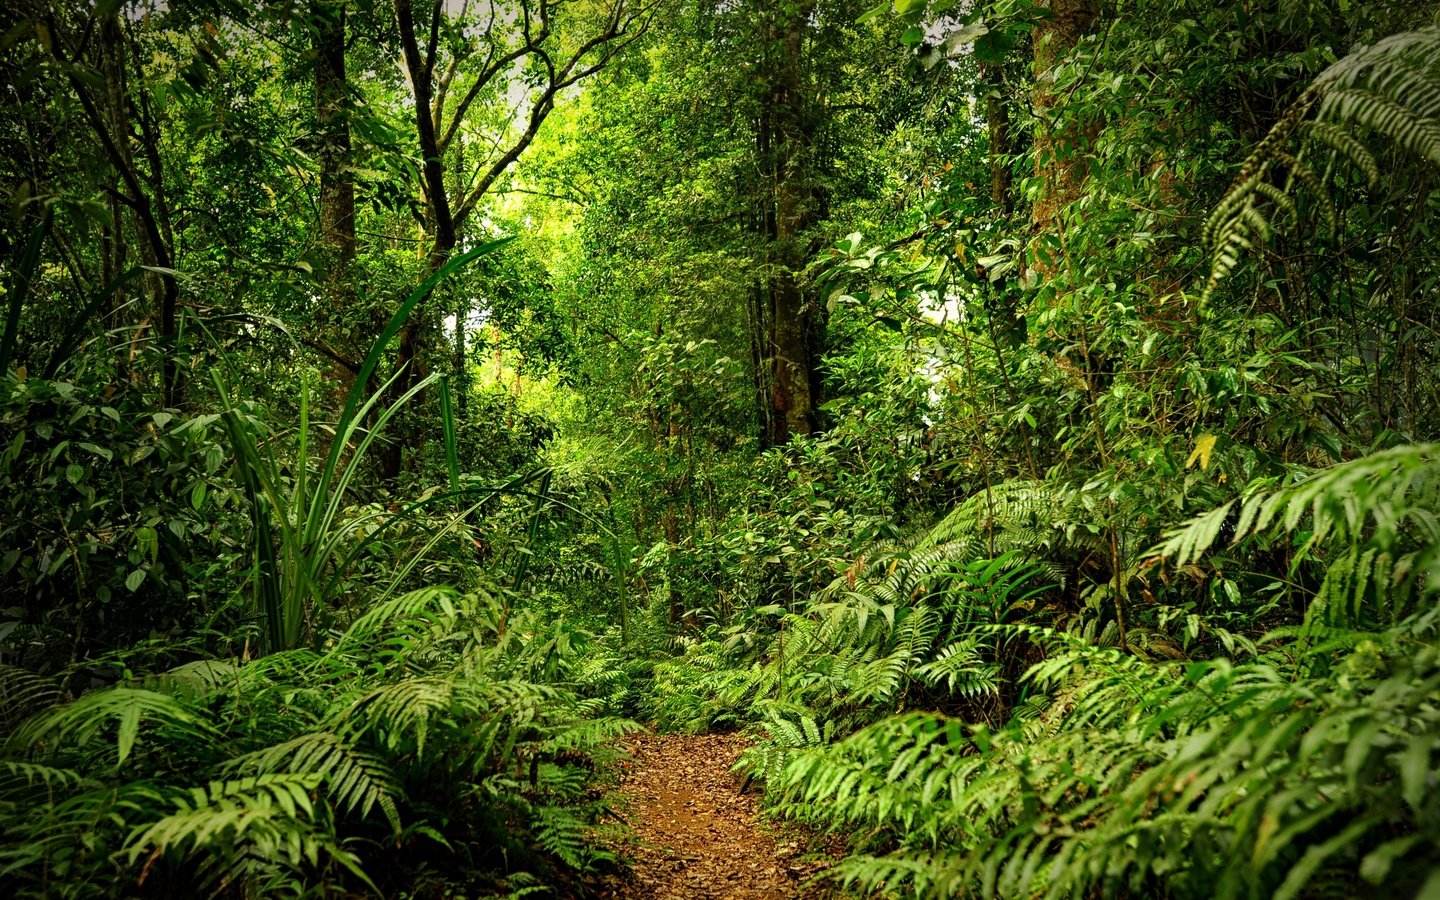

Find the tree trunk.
[
  {"left": 762, "top": 2, "right": 820, "bottom": 446},
  {"left": 313, "top": 0, "right": 358, "bottom": 411},
  {"left": 1030, "top": 0, "right": 1098, "bottom": 270},
  {"left": 97, "top": 14, "right": 179, "bottom": 405},
  {"left": 453, "top": 296, "right": 473, "bottom": 422},
  {"left": 389, "top": 0, "right": 460, "bottom": 480},
  {"left": 982, "top": 61, "right": 1012, "bottom": 214}
]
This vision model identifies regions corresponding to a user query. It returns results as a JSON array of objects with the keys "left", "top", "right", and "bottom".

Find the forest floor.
[{"left": 596, "top": 732, "right": 830, "bottom": 899}]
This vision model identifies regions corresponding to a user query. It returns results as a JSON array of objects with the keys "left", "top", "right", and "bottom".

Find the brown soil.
[{"left": 597, "top": 732, "right": 829, "bottom": 899}]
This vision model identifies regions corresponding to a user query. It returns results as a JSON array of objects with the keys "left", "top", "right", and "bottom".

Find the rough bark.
[
  {"left": 90, "top": 13, "right": 179, "bottom": 405},
  {"left": 313, "top": 0, "right": 359, "bottom": 409},
  {"left": 761, "top": 1, "right": 820, "bottom": 446},
  {"left": 1030, "top": 0, "right": 1098, "bottom": 271},
  {"left": 982, "top": 60, "right": 1012, "bottom": 214}
]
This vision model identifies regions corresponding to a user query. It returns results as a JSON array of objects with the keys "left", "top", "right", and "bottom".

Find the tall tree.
[
  {"left": 44, "top": 7, "right": 182, "bottom": 404},
  {"left": 757, "top": 0, "right": 822, "bottom": 446},
  {"left": 383, "top": 0, "right": 654, "bottom": 477},
  {"left": 312, "top": 0, "right": 359, "bottom": 407}
]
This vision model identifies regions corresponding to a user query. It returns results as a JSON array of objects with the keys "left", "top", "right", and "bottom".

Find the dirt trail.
[{"left": 599, "top": 732, "right": 827, "bottom": 899}]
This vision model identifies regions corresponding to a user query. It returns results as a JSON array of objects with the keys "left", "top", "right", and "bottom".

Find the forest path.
[{"left": 599, "top": 732, "right": 827, "bottom": 899}]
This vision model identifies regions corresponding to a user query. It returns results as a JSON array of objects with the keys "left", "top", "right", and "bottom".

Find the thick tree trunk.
[
  {"left": 1030, "top": 0, "right": 1098, "bottom": 269},
  {"left": 313, "top": 0, "right": 359, "bottom": 410}
]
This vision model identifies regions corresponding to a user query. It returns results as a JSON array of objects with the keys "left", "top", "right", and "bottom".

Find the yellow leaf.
[{"left": 1186, "top": 434, "right": 1217, "bottom": 471}]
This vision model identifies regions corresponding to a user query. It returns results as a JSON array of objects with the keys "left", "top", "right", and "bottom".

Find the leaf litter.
[{"left": 598, "top": 732, "right": 832, "bottom": 899}]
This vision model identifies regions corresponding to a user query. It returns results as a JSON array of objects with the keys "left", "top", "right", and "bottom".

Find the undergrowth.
[{"left": 1, "top": 586, "right": 640, "bottom": 897}]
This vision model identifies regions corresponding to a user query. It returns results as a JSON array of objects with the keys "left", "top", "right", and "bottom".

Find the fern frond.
[
  {"left": 0, "top": 665, "right": 62, "bottom": 734},
  {"left": 224, "top": 732, "right": 403, "bottom": 833},
  {"left": 1206, "top": 25, "right": 1440, "bottom": 295},
  {"left": 9, "top": 687, "right": 212, "bottom": 765}
]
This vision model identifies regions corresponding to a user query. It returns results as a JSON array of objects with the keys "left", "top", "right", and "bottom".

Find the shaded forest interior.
[{"left": 2, "top": 0, "right": 1440, "bottom": 897}]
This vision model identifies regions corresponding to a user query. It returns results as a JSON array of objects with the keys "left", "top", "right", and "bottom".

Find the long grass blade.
[
  {"left": 313, "top": 237, "right": 513, "bottom": 528},
  {"left": 440, "top": 375, "right": 461, "bottom": 499},
  {"left": 1, "top": 205, "right": 51, "bottom": 375}
]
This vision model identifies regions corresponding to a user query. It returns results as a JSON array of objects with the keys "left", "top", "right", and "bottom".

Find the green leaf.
[
  {"left": 1399, "top": 736, "right": 1431, "bottom": 813},
  {"left": 942, "top": 22, "right": 989, "bottom": 54},
  {"left": 1, "top": 204, "right": 50, "bottom": 376},
  {"left": 973, "top": 29, "right": 1016, "bottom": 63},
  {"left": 116, "top": 702, "right": 140, "bottom": 765},
  {"left": 78, "top": 442, "right": 113, "bottom": 462},
  {"left": 856, "top": 1, "right": 888, "bottom": 23},
  {"left": 125, "top": 569, "right": 146, "bottom": 592},
  {"left": 1360, "top": 835, "right": 1421, "bottom": 885}
]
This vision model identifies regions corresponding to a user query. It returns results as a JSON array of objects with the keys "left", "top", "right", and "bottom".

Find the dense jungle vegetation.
[{"left": 3, "top": 0, "right": 1439, "bottom": 896}]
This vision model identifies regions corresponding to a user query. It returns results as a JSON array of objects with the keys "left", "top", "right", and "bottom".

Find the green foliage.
[
  {"left": 1206, "top": 26, "right": 1440, "bottom": 295},
  {"left": 752, "top": 437, "right": 1440, "bottom": 897},
  {"left": 637, "top": 10, "right": 1440, "bottom": 897},
  {"left": 771, "top": 615, "right": 1440, "bottom": 899},
  {"left": 214, "top": 242, "right": 509, "bottom": 652},
  {"left": 651, "top": 540, "right": 1046, "bottom": 736},
  {"left": 5, "top": 0, "right": 1440, "bottom": 896},
  {"left": 0, "top": 372, "right": 243, "bottom": 669},
  {"left": 1159, "top": 443, "right": 1440, "bottom": 627},
  {"left": 0, "top": 586, "right": 639, "bottom": 897}
]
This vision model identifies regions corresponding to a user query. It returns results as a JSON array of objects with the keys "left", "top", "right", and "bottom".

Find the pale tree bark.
[{"left": 1030, "top": 0, "right": 1098, "bottom": 272}]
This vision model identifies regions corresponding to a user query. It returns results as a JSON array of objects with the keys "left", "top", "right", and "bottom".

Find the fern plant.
[
  {"left": 0, "top": 585, "right": 640, "bottom": 897},
  {"left": 763, "top": 440, "right": 1440, "bottom": 898},
  {"left": 1205, "top": 25, "right": 1440, "bottom": 294},
  {"left": 1158, "top": 442, "right": 1440, "bottom": 627},
  {"left": 771, "top": 616, "right": 1440, "bottom": 899}
]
